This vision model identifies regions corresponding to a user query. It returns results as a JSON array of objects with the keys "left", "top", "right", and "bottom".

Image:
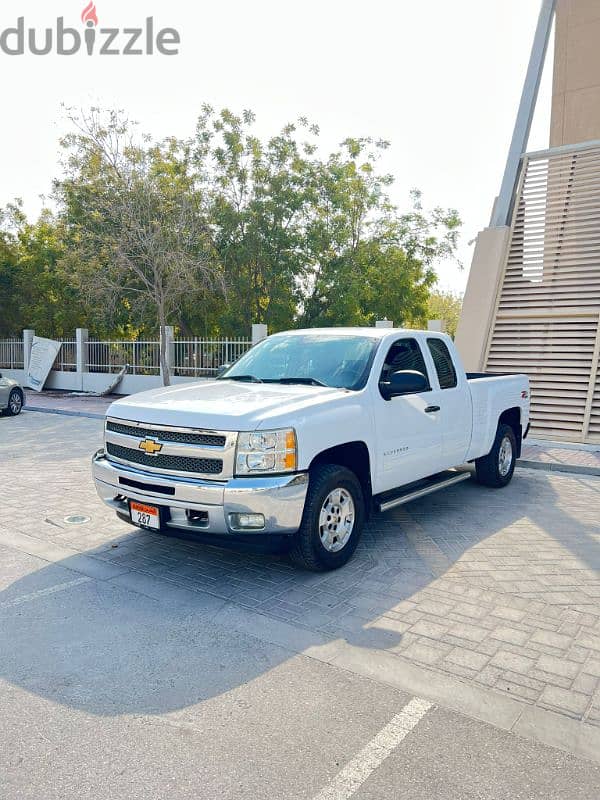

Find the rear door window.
[{"left": 427, "top": 338, "right": 457, "bottom": 389}]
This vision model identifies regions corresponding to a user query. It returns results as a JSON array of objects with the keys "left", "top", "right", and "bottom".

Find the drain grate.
[{"left": 63, "top": 515, "right": 91, "bottom": 525}]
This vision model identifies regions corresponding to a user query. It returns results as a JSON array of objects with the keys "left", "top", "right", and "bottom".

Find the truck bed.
[
  {"left": 466, "top": 372, "right": 519, "bottom": 380},
  {"left": 465, "top": 371, "right": 530, "bottom": 462}
]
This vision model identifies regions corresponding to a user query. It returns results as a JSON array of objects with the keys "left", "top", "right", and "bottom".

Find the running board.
[{"left": 376, "top": 468, "right": 472, "bottom": 513}]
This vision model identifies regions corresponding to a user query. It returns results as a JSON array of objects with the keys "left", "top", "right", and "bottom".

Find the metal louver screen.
[{"left": 485, "top": 142, "right": 600, "bottom": 443}]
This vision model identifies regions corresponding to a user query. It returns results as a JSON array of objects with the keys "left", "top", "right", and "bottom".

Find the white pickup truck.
[{"left": 93, "top": 328, "right": 530, "bottom": 570}]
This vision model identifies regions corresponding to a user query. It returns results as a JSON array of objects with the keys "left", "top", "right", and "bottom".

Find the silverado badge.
[{"left": 139, "top": 437, "right": 162, "bottom": 455}]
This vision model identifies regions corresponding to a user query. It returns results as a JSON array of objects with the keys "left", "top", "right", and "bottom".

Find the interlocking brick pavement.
[
  {"left": 2, "top": 410, "right": 600, "bottom": 726},
  {"left": 521, "top": 441, "right": 600, "bottom": 474}
]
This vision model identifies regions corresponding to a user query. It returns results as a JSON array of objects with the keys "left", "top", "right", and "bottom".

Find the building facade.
[
  {"left": 551, "top": 0, "right": 600, "bottom": 147},
  {"left": 456, "top": 0, "right": 600, "bottom": 443}
]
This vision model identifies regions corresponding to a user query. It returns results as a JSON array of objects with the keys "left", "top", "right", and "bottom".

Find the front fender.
[{"left": 291, "top": 397, "right": 375, "bottom": 472}]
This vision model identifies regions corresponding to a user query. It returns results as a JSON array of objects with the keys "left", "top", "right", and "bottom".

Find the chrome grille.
[
  {"left": 104, "top": 416, "right": 236, "bottom": 479},
  {"left": 106, "top": 442, "right": 223, "bottom": 475},
  {"left": 106, "top": 420, "right": 226, "bottom": 447}
]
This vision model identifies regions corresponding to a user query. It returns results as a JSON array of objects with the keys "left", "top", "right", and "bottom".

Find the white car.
[
  {"left": 92, "top": 328, "right": 530, "bottom": 571},
  {"left": 0, "top": 374, "right": 24, "bottom": 416}
]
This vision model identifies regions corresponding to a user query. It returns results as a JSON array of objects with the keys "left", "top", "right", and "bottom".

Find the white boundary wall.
[
  {"left": 0, "top": 368, "right": 209, "bottom": 394},
  {"left": 0, "top": 327, "right": 261, "bottom": 395}
]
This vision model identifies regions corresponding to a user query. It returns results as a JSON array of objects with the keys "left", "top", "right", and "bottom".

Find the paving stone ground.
[
  {"left": 2, "top": 410, "right": 600, "bottom": 730},
  {"left": 521, "top": 441, "right": 600, "bottom": 473}
]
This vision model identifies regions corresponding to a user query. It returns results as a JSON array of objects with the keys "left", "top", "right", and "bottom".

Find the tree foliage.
[
  {"left": 0, "top": 202, "right": 85, "bottom": 337},
  {"left": 0, "top": 106, "right": 462, "bottom": 340},
  {"left": 427, "top": 289, "right": 464, "bottom": 338},
  {"left": 56, "top": 109, "right": 223, "bottom": 383}
]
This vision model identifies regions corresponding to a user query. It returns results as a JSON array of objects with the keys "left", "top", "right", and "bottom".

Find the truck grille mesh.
[
  {"left": 107, "top": 420, "right": 226, "bottom": 447},
  {"left": 106, "top": 442, "right": 223, "bottom": 475}
]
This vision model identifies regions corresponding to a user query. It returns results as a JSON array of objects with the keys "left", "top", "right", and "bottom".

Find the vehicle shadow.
[{"left": 1, "top": 467, "right": 599, "bottom": 718}]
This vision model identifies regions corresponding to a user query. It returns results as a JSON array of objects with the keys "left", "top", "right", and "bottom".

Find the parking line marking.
[
  {"left": 312, "top": 697, "right": 432, "bottom": 800},
  {"left": 0, "top": 576, "right": 91, "bottom": 609}
]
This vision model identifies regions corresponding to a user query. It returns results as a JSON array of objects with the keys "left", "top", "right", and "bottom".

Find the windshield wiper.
[
  {"left": 272, "top": 377, "right": 329, "bottom": 387},
  {"left": 222, "top": 374, "right": 263, "bottom": 383}
]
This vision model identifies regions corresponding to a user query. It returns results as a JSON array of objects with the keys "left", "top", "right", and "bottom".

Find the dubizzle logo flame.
[{"left": 81, "top": 2, "right": 99, "bottom": 27}]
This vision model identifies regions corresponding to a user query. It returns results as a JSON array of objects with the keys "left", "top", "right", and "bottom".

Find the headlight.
[{"left": 235, "top": 428, "right": 297, "bottom": 475}]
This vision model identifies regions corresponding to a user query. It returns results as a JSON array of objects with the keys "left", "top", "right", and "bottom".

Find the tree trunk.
[{"left": 159, "top": 307, "right": 171, "bottom": 387}]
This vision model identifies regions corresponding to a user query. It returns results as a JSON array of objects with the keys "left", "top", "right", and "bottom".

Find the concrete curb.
[
  {"left": 23, "top": 406, "right": 106, "bottom": 420},
  {"left": 517, "top": 459, "right": 600, "bottom": 478},
  {"left": 214, "top": 604, "right": 600, "bottom": 767}
]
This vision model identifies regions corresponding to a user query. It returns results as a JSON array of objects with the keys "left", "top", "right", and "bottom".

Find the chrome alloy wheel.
[
  {"left": 319, "top": 488, "right": 355, "bottom": 552},
  {"left": 9, "top": 391, "right": 22, "bottom": 415},
  {"left": 498, "top": 435, "right": 513, "bottom": 477}
]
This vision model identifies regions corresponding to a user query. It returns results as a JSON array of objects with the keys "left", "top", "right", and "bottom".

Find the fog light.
[
  {"left": 186, "top": 509, "right": 209, "bottom": 526},
  {"left": 229, "top": 512, "right": 265, "bottom": 530}
]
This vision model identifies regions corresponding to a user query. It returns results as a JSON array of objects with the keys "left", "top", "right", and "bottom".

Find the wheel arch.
[
  {"left": 498, "top": 407, "right": 522, "bottom": 458},
  {"left": 309, "top": 441, "right": 372, "bottom": 505}
]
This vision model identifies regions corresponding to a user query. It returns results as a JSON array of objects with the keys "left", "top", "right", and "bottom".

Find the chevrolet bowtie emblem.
[{"left": 139, "top": 437, "right": 163, "bottom": 455}]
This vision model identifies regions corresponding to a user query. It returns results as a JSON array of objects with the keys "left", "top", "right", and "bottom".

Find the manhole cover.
[{"left": 63, "top": 515, "right": 91, "bottom": 525}]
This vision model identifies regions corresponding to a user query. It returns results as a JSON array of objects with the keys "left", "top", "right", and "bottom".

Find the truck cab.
[{"left": 93, "top": 328, "right": 529, "bottom": 571}]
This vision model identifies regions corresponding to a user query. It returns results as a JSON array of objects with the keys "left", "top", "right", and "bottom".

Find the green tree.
[
  {"left": 5, "top": 105, "right": 462, "bottom": 345},
  {"left": 190, "top": 109, "right": 461, "bottom": 332},
  {"left": 426, "top": 288, "right": 463, "bottom": 337},
  {"left": 0, "top": 210, "right": 20, "bottom": 337},
  {"left": 56, "top": 108, "right": 223, "bottom": 383},
  {"left": 0, "top": 203, "right": 88, "bottom": 338},
  {"left": 300, "top": 142, "right": 461, "bottom": 328},
  {"left": 190, "top": 107, "right": 318, "bottom": 334}
]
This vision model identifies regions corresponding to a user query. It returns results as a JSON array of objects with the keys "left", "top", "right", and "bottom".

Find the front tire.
[
  {"left": 289, "top": 464, "right": 365, "bottom": 571},
  {"left": 475, "top": 423, "right": 517, "bottom": 488},
  {"left": 5, "top": 388, "right": 23, "bottom": 416}
]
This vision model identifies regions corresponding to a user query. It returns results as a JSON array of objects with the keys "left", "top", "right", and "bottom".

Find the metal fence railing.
[
  {"left": 0, "top": 340, "right": 24, "bottom": 370},
  {"left": 88, "top": 340, "right": 161, "bottom": 375},
  {"left": 173, "top": 338, "right": 251, "bottom": 377},
  {"left": 0, "top": 335, "right": 253, "bottom": 379},
  {"left": 52, "top": 340, "right": 77, "bottom": 372}
]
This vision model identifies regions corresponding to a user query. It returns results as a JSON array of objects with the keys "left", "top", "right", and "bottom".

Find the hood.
[{"left": 107, "top": 380, "right": 350, "bottom": 431}]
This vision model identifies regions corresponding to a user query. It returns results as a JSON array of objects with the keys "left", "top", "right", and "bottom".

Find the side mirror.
[
  {"left": 216, "top": 363, "right": 231, "bottom": 377},
  {"left": 379, "top": 369, "right": 429, "bottom": 400}
]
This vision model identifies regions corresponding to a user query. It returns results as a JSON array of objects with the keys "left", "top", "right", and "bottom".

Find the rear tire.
[
  {"left": 289, "top": 464, "right": 365, "bottom": 571},
  {"left": 5, "top": 388, "right": 23, "bottom": 416},
  {"left": 475, "top": 423, "right": 517, "bottom": 488}
]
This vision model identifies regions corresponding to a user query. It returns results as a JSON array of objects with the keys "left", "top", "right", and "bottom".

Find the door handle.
[{"left": 424, "top": 405, "right": 440, "bottom": 413}]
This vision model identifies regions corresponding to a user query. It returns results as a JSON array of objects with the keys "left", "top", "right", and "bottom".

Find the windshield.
[{"left": 219, "top": 334, "right": 379, "bottom": 390}]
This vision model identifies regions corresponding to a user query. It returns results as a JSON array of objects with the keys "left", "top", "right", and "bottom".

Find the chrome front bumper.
[{"left": 92, "top": 449, "right": 308, "bottom": 535}]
